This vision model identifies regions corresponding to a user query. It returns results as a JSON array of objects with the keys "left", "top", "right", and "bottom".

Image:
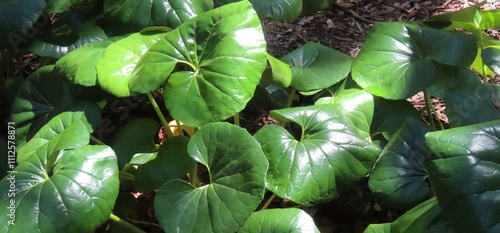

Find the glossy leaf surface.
[
  {"left": 391, "top": 197, "right": 453, "bottom": 233},
  {"left": 56, "top": 39, "right": 115, "bottom": 86},
  {"left": 110, "top": 118, "right": 159, "bottom": 169},
  {"left": 250, "top": 0, "right": 302, "bottom": 21},
  {"left": 239, "top": 208, "right": 320, "bottom": 233},
  {"left": 425, "top": 120, "right": 500, "bottom": 233},
  {"left": 104, "top": 0, "right": 212, "bottom": 32},
  {"left": 352, "top": 22, "right": 476, "bottom": 99},
  {"left": 97, "top": 31, "right": 169, "bottom": 97},
  {"left": 369, "top": 118, "right": 433, "bottom": 210},
  {"left": 154, "top": 122, "right": 268, "bottom": 233},
  {"left": 132, "top": 1, "right": 267, "bottom": 126},
  {"left": 281, "top": 42, "right": 353, "bottom": 91},
  {"left": 254, "top": 104, "right": 380, "bottom": 205},
  {"left": 0, "top": 112, "right": 119, "bottom": 233},
  {"left": 134, "top": 136, "right": 194, "bottom": 192},
  {"left": 445, "top": 84, "right": 500, "bottom": 127}
]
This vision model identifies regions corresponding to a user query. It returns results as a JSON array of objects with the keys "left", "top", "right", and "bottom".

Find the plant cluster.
[{"left": 1, "top": 0, "right": 499, "bottom": 233}]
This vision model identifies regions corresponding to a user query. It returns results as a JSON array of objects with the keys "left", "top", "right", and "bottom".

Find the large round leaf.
[
  {"left": 444, "top": 84, "right": 500, "bottom": 127},
  {"left": 131, "top": 1, "right": 267, "bottom": 127},
  {"left": 103, "top": 0, "right": 213, "bottom": 33},
  {"left": 352, "top": 22, "right": 476, "bottom": 100},
  {"left": 96, "top": 31, "right": 170, "bottom": 97},
  {"left": 482, "top": 46, "right": 500, "bottom": 75},
  {"left": 238, "top": 208, "right": 320, "bottom": 233},
  {"left": 0, "top": 0, "right": 45, "bottom": 50},
  {"left": 10, "top": 65, "right": 100, "bottom": 147},
  {"left": 391, "top": 197, "right": 453, "bottom": 233},
  {"left": 250, "top": 0, "right": 302, "bottom": 21},
  {"left": 369, "top": 118, "right": 433, "bottom": 210},
  {"left": 254, "top": 104, "right": 380, "bottom": 206},
  {"left": 0, "top": 112, "right": 119, "bottom": 233},
  {"left": 425, "top": 119, "right": 500, "bottom": 233},
  {"left": 134, "top": 136, "right": 195, "bottom": 192},
  {"left": 55, "top": 37, "right": 122, "bottom": 86},
  {"left": 281, "top": 42, "right": 353, "bottom": 91},
  {"left": 109, "top": 118, "right": 159, "bottom": 169},
  {"left": 154, "top": 122, "right": 268, "bottom": 233}
]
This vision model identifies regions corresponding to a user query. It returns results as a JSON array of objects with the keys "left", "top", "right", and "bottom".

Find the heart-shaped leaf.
[
  {"left": 110, "top": 118, "right": 160, "bottom": 169},
  {"left": 134, "top": 136, "right": 195, "bottom": 192},
  {"left": 444, "top": 84, "right": 500, "bottom": 127},
  {"left": 238, "top": 208, "right": 320, "bottom": 233},
  {"left": 425, "top": 119, "right": 500, "bottom": 233},
  {"left": 281, "top": 42, "right": 353, "bottom": 91},
  {"left": 132, "top": 1, "right": 267, "bottom": 127},
  {"left": 0, "top": 0, "right": 45, "bottom": 51},
  {"left": 391, "top": 197, "right": 454, "bottom": 233},
  {"left": 10, "top": 65, "right": 100, "bottom": 147},
  {"left": 27, "top": 12, "right": 108, "bottom": 59},
  {"left": 0, "top": 112, "right": 119, "bottom": 233},
  {"left": 370, "top": 97, "right": 420, "bottom": 138},
  {"left": 103, "top": 0, "right": 213, "bottom": 33},
  {"left": 96, "top": 31, "right": 170, "bottom": 97},
  {"left": 425, "top": 4, "right": 500, "bottom": 32},
  {"left": 369, "top": 118, "right": 433, "bottom": 210},
  {"left": 55, "top": 37, "right": 122, "bottom": 86},
  {"left": 482, "top": 46, "right": 500, "bottom": 75},
  {"left": 254, "top": 104, "right": 380, "bottom": 205},
  {"left": 250, "top": 0, "right": 302, "bottom": 21},
  {"left": 154, "top": 122, "right": 268, "bottom": 233},
  {"left": 352, "top": 22, "right": 476, "bottom": 99},
  {"left": 263, "top": 53, "right": 292, "bottom": 88}
]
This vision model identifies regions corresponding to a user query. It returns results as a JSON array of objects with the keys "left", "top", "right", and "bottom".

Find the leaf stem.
[
  {"left": 286, "top": 89, "right": 296, "bottom": 109},
  {"left": 147, "top": 92, "right": 174, "bottom": 138},
  {"left": 119, "top": 171, "right": 135, "bottom": 181},
  {"left": 423, "top": 91, "right": 436, "bottom": 130},
  {"left": 233, "top": 113, "right": 240, "bottom": 126},
  {"left": 126, "top": 219, "right": 162, "bottom": 228},
  {"left": 175, "top": 120, "right": 185, "bottom": 136},
  {"left": 189, "top": 163, "right": 199, "bottom": 187},
  {"left": 478, "top": 31, "right": 489, "bottom": 83},
  {"left": 109, "top": 214, "right": 146, "bottom": 233},
  {"left": 260, "top": 193, "right": 277, "bottom": 210},
  {"left": 90, "top": 135, "right": 106, "bottom": 145}
]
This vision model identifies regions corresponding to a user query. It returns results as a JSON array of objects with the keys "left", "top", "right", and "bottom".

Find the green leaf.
[
  {"left": 10, "top": 66, "right": 98, "bottom": 147},
  {"left": 444, "top": 84, "right": 500, "bottom": 127},
  {"left": 110, "top": 118, "right": 159, "bottom": 169},
  {"left": 427, "top": 65, "right": 482, "bottom": 99},
  {"left": 0, "top": 0, "right": 45, "bottom": 50},
  {"left": 369, "top": 118, "right": 433, "bottom": 210},
  {"left": 154, "top": 122, "right": 268, "bottom": 233},
  {"left": 96, "top": 31, "right": 169, "bottom": 97},
  {"left": 0, "top": 113, "right": 119, "bottom": 233},
  {"left": 425, "top": 4, "right": 500, "bottom": 32},
  {"left": 0, "top": 137, "right": 7, "bottom": 178},
  {"left": 281, "top": 42, "right": 353, "bottom": 91},
  {"left": 391, "top": 197, "right": 453, "bottom": 233},
  {"left": 238, "top": 208, "right": 320, "bottom": 233},
  {"left": 250, "top": 0, "right": 302, "bottom": 21},
  {"left": 264, "top": 53, "right": 292, "bottom": 87},
  {"left": 17, "top": 111, "right": 92, "bottom": 163},
  {"left": 370, "top": 97, "right": 420, "bottom": 138},
  {"left": 363, "top": 223, "right": 391, "bottom": 233},
  {"left": 352, "top": 22, "right": 477, "bottom": 99},
  {"left": 134, "top": 136, "right": 195, "bottom": 192},
  {"left": 333, "top": 89, "right": 374, "bottom": 140},
  {"left": 27, "top": 12, "right": 108, "bottom": 59},
  {"left": 425, "top": 120, "right": 500, "bottom": 233},
  {"left": 254, "top": 104, "right": 380, "bottom": 206},
  {"left": 55, "top": 38, "right": 120, "bottom": 86},
  {"left": 103, "top": 0, "right": 213, "bottom": 33},
  {"left": 132, "top": 1, "right": 267, "bottom": 127},
  {"left": 482, "top": 46, "right": 500, "bottom": 75}
]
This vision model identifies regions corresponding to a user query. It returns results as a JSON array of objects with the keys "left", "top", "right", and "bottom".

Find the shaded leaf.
[{"left": 239, "top": 208, "right": 320, "bottom": 233}]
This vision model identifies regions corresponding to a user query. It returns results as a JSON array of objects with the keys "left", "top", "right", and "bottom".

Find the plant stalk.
[
  {"left": 260, "top": 193, "right": 277, "bottom": 210},
  {"left": 233, "top": 113, "right": 240, "bottom": 126},
  {"left": 423, "top": 91, "right": 436, "bottom": 130},
  {"left": 147, "top": 92, "right": 174, "bottom": 138},
  {"left": 189, "top": 163, "right": 199, "bottom": 187},
  {"left": 90, "top": 135, "right": 106, "bottom": 145},
  {"left": 109, "top": 214, "right": 146, "bottom": 233},
  {"left": 175, "top": 119, "right": 185, "bottom": 136}
]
